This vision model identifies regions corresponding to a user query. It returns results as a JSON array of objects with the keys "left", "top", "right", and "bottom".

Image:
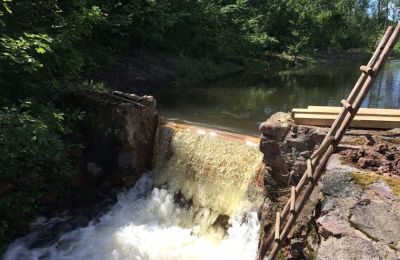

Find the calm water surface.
[{"left": 154, "top": 60, "right": 400, "bottom": 134}]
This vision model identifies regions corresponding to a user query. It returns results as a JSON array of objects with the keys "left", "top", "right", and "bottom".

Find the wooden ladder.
[{"left": 257, "top": 22, "right": 400, "bottom": 260}]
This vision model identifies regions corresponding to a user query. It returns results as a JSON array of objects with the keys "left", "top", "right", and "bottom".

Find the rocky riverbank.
[{"left": 258, "top": 112, "right": 400, "bottom": 259}]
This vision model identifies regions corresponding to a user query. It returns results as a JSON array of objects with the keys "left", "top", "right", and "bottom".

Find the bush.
[{"left": 0, "top": 101, "right": 83, "bottom": 251}]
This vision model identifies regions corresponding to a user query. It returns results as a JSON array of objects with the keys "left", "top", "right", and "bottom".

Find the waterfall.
[
  {"left": 4, "top": 122, "right": 264, "bottom": 260},
  {"left": 153, "top": 123, "right": 264, "bottom": 236}
]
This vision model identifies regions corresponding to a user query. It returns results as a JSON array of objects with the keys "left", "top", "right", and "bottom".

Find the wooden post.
[
  {"left": 307, "top": 159, "right": 313, "bottom": 182},
  {"left": 290, "top": 186, "right": 296, "bottom": 214},
  {"left": 275, "top": 212, "right": 281, "bottom": 242}
]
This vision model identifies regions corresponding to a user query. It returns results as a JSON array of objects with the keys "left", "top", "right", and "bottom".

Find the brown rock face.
[
  {"left": 340, "top": 144, "right": 400, "bottom": 176},
  {"left": 259, "top": 112, "right": 326, "bottom": 188},
  {"left": 69, "top": 90, "right": 158, "bottom": 187}
]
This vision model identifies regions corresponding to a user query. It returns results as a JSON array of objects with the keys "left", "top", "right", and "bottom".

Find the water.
[
  {"left": 155, "top": 60, "right": 400, "bottom": 134},
  {"left": 153, "top": 124, "right": 263, "bottom": 236},
  {"left": 4, "top": 174, "right": 260, "bottom": 260}
]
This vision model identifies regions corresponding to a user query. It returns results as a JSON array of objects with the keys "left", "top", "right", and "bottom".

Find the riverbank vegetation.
[{"left": 1, "top": 0, "right": 399, "bottom": 254}]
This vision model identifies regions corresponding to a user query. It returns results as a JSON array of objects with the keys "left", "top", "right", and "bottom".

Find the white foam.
[{"left": 4, "top": 173, "right": 260, "bottom": 260}]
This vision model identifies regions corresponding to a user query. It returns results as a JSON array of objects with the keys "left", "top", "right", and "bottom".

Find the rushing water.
[
  {"left": 155, "top": 59, "right": 400, "bottom": 134},
  {"left": 4, "top": 174, "right": 260, "bottom": 260},
  {"left": 5, "top": 125, "right": 263, "bottom": 260}
]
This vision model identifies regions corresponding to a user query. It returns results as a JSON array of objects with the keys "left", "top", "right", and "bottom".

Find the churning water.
[
  {"left": 4, "top": 174, "right": 260, "bottom": 260},
  {"left": 4, "top": 124, "right": 263, "bottom": 260}
]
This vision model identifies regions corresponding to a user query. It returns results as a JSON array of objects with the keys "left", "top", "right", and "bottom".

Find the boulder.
[
  {"left": 317, "top": 236, "right": 397, "bottom": 260},
  {"left": 350, "top": 200, "right": 400, "bottom": 244},
  {"left": 259, "top": 112, "right": 292, "bottom": 141}
]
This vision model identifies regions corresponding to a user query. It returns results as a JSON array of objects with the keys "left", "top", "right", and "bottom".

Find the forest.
[{"left": 0, "top": 0, "right": 399, "bottom": 253}]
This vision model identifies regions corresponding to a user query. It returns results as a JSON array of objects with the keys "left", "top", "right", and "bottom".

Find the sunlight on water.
[
  {"left": 153, "top": 125, "right": 264, "bottom": 231},
  {"left": 4, "top": 174, "right": 260, "bottom": 260}
]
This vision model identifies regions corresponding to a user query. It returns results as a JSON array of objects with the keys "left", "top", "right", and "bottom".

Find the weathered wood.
[
  {"left": 293, "top": 113, "right": 400, "bottom": 129},
  {"left": 307, "top": 159, "right": 313, "bottom": 181},
  {"left": 292, "top": 106, "right": 400, "bottom": 116},
  {"left": 311, "top": 136, "right": 334, "bottom": 159},
  {"left": 290, "top": 186, "right": 296, "bottom": 214},
  {"left": 275, "top": 212, "right": 281, "bottom": 242},
  {"left": 340, "top": 99, "right": 353, "bottom": 112},
  {"left": 360, "top": 65, "right": 375, "bottom": 76}
]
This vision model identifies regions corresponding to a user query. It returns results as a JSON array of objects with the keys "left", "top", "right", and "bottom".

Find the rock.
[
  {"left": 357, "top": 156, "right": 375, "bottom": 168},
  {"left": 322, "top": 170, "right": 362, "bottom": 198},
  {"left": 317, "top": 236, "right": 397, "bottom": 260},
  {"left": 68, "top": 90, "right": 158, "bottom": 184},
  {"left": 0, "top": 181, "right": 14, "bottom": 196},
  {"left": 375, "top": 143, "right": 388, "bottom": 154},
  {"left": 86, "top": 162, "right": 104, "bottom": 182},
  {"left": 259, "top": 138, "right": 289, "bottom": 184},
  {"left": 317, "top": 213, "right": 353, "bottom": 238},
  {"left": 385, "top": 152, "right": 395, "bottom": 161},
  {"left": 259, "top": 112, "right": 292, "bottom": 141},
  {"left": 369, "top": 180, "right": 397, "bottom": 200},
  {"left": 290, "top": 238, "right": 305, "bottom": 259},
  {"left": 350, "top": 200, "right": 400, "bottom": 244}
]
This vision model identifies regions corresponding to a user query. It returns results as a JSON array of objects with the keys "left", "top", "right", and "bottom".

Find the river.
[{"left": 154, "top": 59, "right": 400, "bottom": 134}]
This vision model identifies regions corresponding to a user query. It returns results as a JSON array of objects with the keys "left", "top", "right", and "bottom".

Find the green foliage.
[
  {"left": 0, "top": 33, "right": 52, "bottom": 73},
  {"left": 0, "top": 101, "right": 84, "bottom": 250}
]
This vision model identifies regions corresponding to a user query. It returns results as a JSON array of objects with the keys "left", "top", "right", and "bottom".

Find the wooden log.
[
  {"left": 290, "top": 186, "right": 296, "bottom": 214},
  {"left": 307, "top": 159, "right": 313, "bottom": 182},
  {"left": 275, "top": 212, "right": 281, "bottom": 242}
]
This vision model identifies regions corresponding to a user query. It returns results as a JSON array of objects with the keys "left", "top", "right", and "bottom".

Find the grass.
[{"left": 351, "top": 172, "right": 400, "bottom": 197}]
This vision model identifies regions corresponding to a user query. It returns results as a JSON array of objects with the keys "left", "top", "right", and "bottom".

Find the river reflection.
[{"left": 154, "top": 59, "right": 400, "bottom": 134}]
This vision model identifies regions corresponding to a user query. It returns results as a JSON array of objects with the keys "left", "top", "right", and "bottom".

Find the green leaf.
[
  {"left": 2, "top": 2, "right": 12, "bottom": 14},
  {"left": 35, "top": 47, "right": 45, "bottom": 54}
]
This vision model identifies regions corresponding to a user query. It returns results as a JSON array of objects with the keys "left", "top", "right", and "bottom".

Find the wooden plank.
[
  {"left": 308, "top": 106, "right": 400, "bottom": 115},
  {"left": 292, "top": 107, "right": 400, "bottom": 116},
  {"left": 293, "top": 113, "right": 400, "bottom": 129}
]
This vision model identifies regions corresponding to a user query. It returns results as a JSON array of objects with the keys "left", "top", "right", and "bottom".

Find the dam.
[{"left": 4, "top": 121, "right": 266, "bottom": 260}]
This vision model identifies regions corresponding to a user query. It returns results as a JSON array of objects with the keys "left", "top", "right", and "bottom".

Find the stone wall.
[{"left": 69, "top": 91, "right": 158, "bottom": 198}]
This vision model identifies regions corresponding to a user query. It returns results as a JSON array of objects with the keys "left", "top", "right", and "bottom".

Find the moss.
[
  {"left": 341, "top": 137, "right": 367, "bottom": 146},
  {"left": 351, "top": 172, "right": 400, "bottom": 197},
  {"left": 277, "top": 251, "right": 286, "bottom": 260},
  {"left": 386, "top": 137, "right": 400, "bottom": 144},
  {"left": 389, "top": 243, "right": 397, "bottom": 250}
]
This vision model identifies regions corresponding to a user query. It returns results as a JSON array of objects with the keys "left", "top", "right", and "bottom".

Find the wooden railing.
[{"left": 257, "top": 22, "right": 400, "bottom": 260}]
